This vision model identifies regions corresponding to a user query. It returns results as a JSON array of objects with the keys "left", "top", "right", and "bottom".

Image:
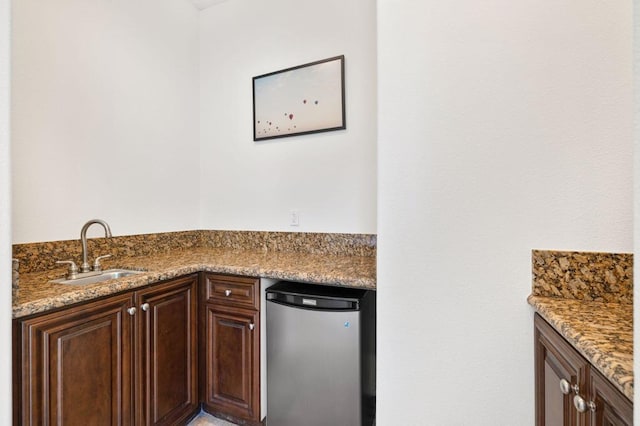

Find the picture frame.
[{"left": 253, "top": 55, "right": 345, "bottom": 141}]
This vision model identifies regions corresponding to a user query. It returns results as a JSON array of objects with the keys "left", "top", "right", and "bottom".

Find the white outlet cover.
[{"left": 290, "top": 210, "right": 299, "bottom": 226}]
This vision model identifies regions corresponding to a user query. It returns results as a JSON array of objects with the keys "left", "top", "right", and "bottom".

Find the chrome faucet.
[{"left": 80, "top": 219, "right": 112, "bottom": 273}]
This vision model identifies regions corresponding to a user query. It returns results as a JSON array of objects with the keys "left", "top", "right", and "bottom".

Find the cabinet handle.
[
  {"left": 127, "top": 307, "right": 136, "bottom": 316},
  {"left": 573, "top": 394, "right": 596, "bottom": 413},
  {"left": 224, "top": 289, "right": 232, "bottom": 297},
  {"left": 141, "top": 303, "right": 150, "bottom": 312},
  {"left": 559, "top": 379, "right": 571, "bottom": 395},
  {"left": 249, "top": 323, "right": 255, "bottom": 331}
]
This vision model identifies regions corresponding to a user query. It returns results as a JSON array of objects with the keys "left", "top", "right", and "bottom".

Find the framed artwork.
[{"left": 253, "top": 55, "right": 345, "bottom": 141}]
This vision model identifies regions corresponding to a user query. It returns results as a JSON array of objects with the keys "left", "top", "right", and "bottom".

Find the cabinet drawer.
[{"left": 203, "top": 274, "right": 259, "bottom": 310}]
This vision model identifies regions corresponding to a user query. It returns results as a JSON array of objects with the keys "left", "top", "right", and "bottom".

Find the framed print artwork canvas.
[{"left": 253, "top": 55, "right": 346, "bottom": 141}]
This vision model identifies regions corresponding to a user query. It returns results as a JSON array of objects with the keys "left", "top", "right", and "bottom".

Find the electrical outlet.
[{"left": 289, "top": 210, "right": 299, "bottom": 226}]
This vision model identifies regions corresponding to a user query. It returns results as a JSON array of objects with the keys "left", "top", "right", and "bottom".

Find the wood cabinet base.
[
  {"left": 14, "top": 272, "right": 266, "bottom": 425},
  {"left": 201, "top": 274, "right": 261, "bottom": 425},
  {"left": 534, "top": 314, "right": 632, "bottom": 426},
  {"left": 16, "top": 292, "right": 134, "bottom": 425},
  {"left": 14, "top": 275, "right": 200, "bottom": 426},
  {"left": 136, "top": 275, "right": 200, "bottom": 426}
]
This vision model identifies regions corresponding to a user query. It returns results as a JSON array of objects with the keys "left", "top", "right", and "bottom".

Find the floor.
[{"left": 187, "top": 411, "right": 238, "bottom": 426}]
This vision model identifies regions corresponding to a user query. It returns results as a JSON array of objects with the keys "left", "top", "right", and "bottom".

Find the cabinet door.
[
  {"left": 589, "top": 368, "right": 632, "bottom": 426},
  {"left": 17, "top": 292, "right": 134, "bottom": 426},
  {"left": 203, "top": 303, "right": 259, "bottom": 422},
  {"left": 136, "top": 275, "right": 199, "bottom": 426},
  {"left": 535, "top": 315, "right": 590, "bottom": 426}
]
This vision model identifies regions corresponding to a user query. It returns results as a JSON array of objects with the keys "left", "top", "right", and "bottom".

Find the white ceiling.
[{"left": 190, "top": 0, "right": 230, "bottom": 11}]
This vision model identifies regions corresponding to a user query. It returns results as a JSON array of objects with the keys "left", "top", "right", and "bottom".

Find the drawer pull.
[
  {"left": 127, "top": 307, "right": 136, "bottom": 316},
  {"left": 249, "top": 323, "right": 255, "bottom": 331},
  {"left": 559, "top": 379, "right": 571, "bottom": 395},
  {"left": 224, "top": 289, "right": 232, "bottom": 297},
  {"left": 141, "top": 303, "right": 150, "bottom": 312}
]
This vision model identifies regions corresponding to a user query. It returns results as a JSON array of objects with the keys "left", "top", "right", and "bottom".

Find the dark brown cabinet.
[
  {"left": 535, "top": 314, "right": 632, "bottom": 426},
  {"left": 14, "top": 274, "right": 199, "bottom": 426},
  {"left": 588, "top": 368, "right": 633, "bottom": 426},
  {"left": 201, "top": 274, "right": 261, "bottom": 425},
  {"left": 135, "top": 275, "right": 199, "bottom": 425},
  {"left": 16, "top": 292, "right": 134, "bottom": 425}
]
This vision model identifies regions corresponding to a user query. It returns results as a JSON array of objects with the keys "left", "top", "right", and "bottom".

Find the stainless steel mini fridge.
[{"left": 266, "top": 281, "right": 376, "bottom": 426}]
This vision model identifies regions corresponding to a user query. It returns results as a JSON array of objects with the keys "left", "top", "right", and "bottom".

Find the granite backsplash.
[
  {"left": 13, "top": 230, "right": 377, "bottom": 274},
  {"left": 531, "top": 249, "right": 632, "bottom": 304}
]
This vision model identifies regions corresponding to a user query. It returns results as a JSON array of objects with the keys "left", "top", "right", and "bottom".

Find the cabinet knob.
[
  {"left": 249, "top": 323, "right": 255, "bottom": 331},
  {"left": 141, "top": 303, "right": 150, "bottom": 312},
  {"left": 573, "top": 394, "right": 596, "bottom": 413},
  {"left": 127, "top": 307, "right": 136, "bottom": 316},
  {"left": 224, "top": 289, "right": 232, "bottom": 297},
  {"left": 559, "top": 379, "right": 571, "bottom": 395}
]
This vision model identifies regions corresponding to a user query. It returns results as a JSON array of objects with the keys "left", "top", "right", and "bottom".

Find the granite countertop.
[
  {"left": 13, "top": 247, "right": 376, "bottom": 319},
  {"left": 528, "top": 295, "right": 633, "bottom": 401}
]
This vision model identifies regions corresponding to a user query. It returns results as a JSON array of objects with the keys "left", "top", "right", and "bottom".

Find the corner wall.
[
  {"left": 377, "top": 0, "right": 633, "bottom": 423},
  {"left": 198, "top": 0, "right": 377, "bottom": 234},
  {"left": 11, "top": 0, "right": 201, "bottom": 243},
  {"left": 634, "top": 0, "right": 639, "bottom": 419},
  {"left": 0, "top": 0, "right": 11, "bottom": 421}
]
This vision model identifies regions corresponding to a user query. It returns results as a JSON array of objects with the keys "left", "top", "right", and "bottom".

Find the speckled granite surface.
[
  {"left": 12, "top": 230, "right": 376, "bottom": 273},
  {"left": 528, "top": 250, "right": 633, "bottom": 402},
  {"left": 202, "top": 231, "right": 377, "bottom": 257},
  {"left": 528, "top": 295, "right": 632, "bottom": 401},
  {"left": 532, "top": 250, "right": 632, "bottom": 303},
  {"left": 13, "top": 247, "right": 376, "bottom": 319}
]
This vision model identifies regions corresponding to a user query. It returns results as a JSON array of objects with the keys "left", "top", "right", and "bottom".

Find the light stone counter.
[{"left": 13, "top": 247, "right": 376, "bottom": 319}]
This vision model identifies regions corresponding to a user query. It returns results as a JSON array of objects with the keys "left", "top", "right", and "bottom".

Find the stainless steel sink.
[{"left": 51, "top": 269, "right": 143, "bottom": 285}]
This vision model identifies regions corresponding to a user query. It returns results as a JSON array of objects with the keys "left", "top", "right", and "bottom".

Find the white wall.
[
  {"left": 13, "top": 0, "right": 378, "bottom": 240},
  {"left": 11, "top": 0, "right": 200, "bottom": 243},
  {"left": 0, "top": 0, "right": 12, "bottom": 421},
  {"left": 634, "top": 0, "right": 639, "bottom": 420},
  {"left": 377, "top": 0, "right": 633, "bottom": 424},
  {"left": 198, "top": 0, "right": 377, "bottom": 234}
]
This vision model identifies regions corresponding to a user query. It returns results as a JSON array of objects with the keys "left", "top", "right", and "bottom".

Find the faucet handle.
[
  {"left": 56, "top": 260, "right": 79, "bottom": 280},
  {"left": 93, "top": 254, "right": 112, "bottom": 273}
]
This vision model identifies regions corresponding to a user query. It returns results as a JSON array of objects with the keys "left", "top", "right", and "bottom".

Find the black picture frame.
[{"left": 252, "top": 55, "right": 346, "bottom": 141}]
